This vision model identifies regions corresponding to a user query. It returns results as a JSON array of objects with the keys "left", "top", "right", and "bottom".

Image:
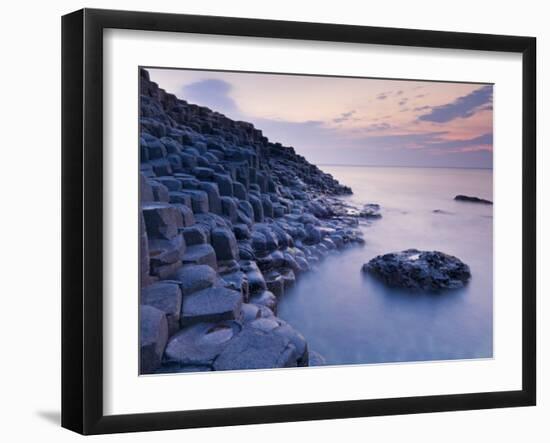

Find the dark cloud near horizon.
[{"left": 417, "top": 85, "right": 493, "bottom": 123}]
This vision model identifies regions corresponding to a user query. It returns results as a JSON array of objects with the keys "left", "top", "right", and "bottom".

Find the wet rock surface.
[
  {"left": 363, "top": 249, "right": 471, "bottom": 291},
  {"left": 138, "top": 68, "right": 367, "bottom": 373}
]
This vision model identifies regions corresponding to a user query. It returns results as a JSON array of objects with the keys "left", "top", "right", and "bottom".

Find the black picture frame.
[{"left": 61, "top": 8, "right": 537, "bottom": 435}]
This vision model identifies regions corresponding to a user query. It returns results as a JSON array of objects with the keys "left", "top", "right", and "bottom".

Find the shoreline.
[{"left": 139, "top": 68, "right": 367, "bottom": 373}]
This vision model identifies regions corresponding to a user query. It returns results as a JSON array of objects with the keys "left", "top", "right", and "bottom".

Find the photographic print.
[{"left": 139, "top": 67, "right": 493, "bottom": 375}]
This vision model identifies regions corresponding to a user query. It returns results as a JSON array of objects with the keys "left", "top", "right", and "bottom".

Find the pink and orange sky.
[{"left": 148, "top": 68, "right": 493, "bottom": 169}]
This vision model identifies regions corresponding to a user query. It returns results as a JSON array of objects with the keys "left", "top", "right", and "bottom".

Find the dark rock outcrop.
[
  {"left": 454, "top": 195, "right": 492, "bottom": 205},
  {"left": 363, "top": 249, "right": 471, "bottom": 290}
]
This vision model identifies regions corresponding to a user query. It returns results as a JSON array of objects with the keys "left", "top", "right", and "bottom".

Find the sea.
[{"left": 277, "top": 166, "right": 494, "bottom": 365}]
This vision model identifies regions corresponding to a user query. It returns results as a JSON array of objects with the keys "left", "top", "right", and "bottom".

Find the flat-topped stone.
[
  {"left": 212, "top": 327, "right": 298, "bottom": 371},
  {"left": 181, "top": 244, "right": 217, "bottom": 270},
  {"left": 164, "top": 320, "right": 242, "bottom": 366},
  {"left": 180, "top": 286, "right": 243, "bottom": 326}
]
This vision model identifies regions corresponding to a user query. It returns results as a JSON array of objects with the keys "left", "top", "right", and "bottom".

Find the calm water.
[{"left": 278, "top": 166, "right": 493, "bottom": 365}]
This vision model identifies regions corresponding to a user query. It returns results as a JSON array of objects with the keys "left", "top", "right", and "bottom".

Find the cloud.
[
  {"left": 428, "top": 133, "right": 493, "bottom": 153},
  {"left": 182, "top": 79, "right": 239, "bottom": 116},
  {"left": 417, "top": 85, "right": 493, "bottom": 123},
  {"left": 172, "top": 73, "right": 492, "bottom": 168},
  {"left": 333, "top": 110, "right": 357, "bottom": 123},
  {"left": 362, "top": 122, "right": 393, "bottom": 132},
  {"left": 413, "top": 105, "right": 431, "bottom": 112}
]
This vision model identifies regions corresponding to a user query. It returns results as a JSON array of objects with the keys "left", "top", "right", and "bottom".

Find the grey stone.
[
  {"left": 240, "top": 303, "right": 261, "bottom": 323},
  {"left": 221, "top": 270, "right": 249, "bottom": 302},
  {"left": 140, "top": 305, "right": 168, "bottom": 374},
  {"left": 170, "top": 264, "right": 218, "bottom": 295},
  {"left": 213, "top": 327, "right": 298, "bottom": 371},
  {"left": 149, "top": 181, "right": 170, "bottom": 202},
  {"left": 156, "top": 176, "right": 182, "bottom": 192},
  {"left": 213, "top": 173, "right": 233, "bottom": 197},
  {"left": 141, "top": 282, "right": 182, "bottom": 335},
  {"left": 164, "top": 320, "right": 241, "bottom": 366},
  {"left": 249, "top": 291, "right": 277, "bottom": 313},
  {"left": 233, "top": 224, "right": 251, "bottom": 240},
  {"left": 220, "top": 196, "right": 238, "bottom": 222},
  {"left": 140, "top": 211, "right": 150, "bottom": 287},
  {"left": 265, "top": 272, "right": 284, "bottom": 298},
  {"left": 180, "top": 287, "right": 243, "bottom": 326},
  {"left": 140, "top": 173, "right": 155, "bottom": 202},
  {"left": 364, "top": 249, "right": 471, "bottom": 290},
  {"left": 211, "top": 227, "right": 239, "bottom": 261},
  {"left": 233, "top": 181, "right": 247, "bottom": 200},
  {"left": 181, "top": 244, "right": 218, "bottom": 270},
  {"left": 181, "top": 190, "right": 209, "bottom": 214},
  {"left": 181, "top": 226, "right": 208, "bottom": 246},
  {"left": 237, "top": 241, "right": 255, "bottom": 260},
  {"left": 249, "top": 194, "right": 264, "bottom": 222},
  {"left": 198, "top": 181, "right": 222, "bottom": 215},
  {"left": 142, "top": 202, "right": 183, "bottom": 240},
  {"left": 168, "top": 191, "right": 192, "bottom": 207},
  {"left": 174, "top": 204, "right": 195, "bottom": 227}
]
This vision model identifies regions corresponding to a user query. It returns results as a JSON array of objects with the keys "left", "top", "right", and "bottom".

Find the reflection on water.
[{"left": 277, "top": 166, "right": 493, "bottom": 365}]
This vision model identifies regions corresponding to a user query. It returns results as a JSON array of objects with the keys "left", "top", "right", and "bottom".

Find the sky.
[{"left": 147, "top": 68, "right": 493, "bottom": 169}]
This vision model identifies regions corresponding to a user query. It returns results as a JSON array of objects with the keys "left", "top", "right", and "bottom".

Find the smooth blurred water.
[{"left": 277, "top": 166, "right": 493, "bottom": 365}]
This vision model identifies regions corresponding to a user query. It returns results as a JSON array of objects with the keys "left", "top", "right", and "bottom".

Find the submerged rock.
[
  {"left": 359, "top": 203, "right": 382, "bottom": 218},
  {"left": 363, "top": 249, "right": 471, "bottom": 290},
  {"left": 454, "top": 195, "right": 492, "bottom": 205}
]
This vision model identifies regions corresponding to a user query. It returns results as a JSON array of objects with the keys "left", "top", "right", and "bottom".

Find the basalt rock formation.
[
  {"left": 363, "top": 249, "right": 471, "bottom": 291},
  {"left": 139, "top": 68, "right": 363, "bottom": 373}
]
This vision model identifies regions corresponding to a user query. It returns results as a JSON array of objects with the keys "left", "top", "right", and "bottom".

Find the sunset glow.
[{"left": 148, "top": 68, "right": 493, "bottom": 168}]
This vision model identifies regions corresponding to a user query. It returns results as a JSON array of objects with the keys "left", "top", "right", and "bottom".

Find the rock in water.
[
  {"left": 454, "top": 195, "right": 492, "bottom": 205},
  {"left": 360, "top": 203, "right": 382, "bottom": 218},
  {"left": 363, "top": 249, "right": 471, "bottom": 290}
]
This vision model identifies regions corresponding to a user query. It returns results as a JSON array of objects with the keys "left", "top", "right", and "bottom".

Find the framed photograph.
[{"left": 61, "top": 8, "right": 536, "bottom": 435}]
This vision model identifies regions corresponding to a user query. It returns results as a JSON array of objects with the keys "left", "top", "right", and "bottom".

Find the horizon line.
[{"left": 317, "top": 163, "right": 493, "bottom": 170}]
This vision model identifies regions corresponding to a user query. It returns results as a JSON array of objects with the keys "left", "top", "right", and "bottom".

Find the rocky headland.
[{"left": 138, "top": 69, "right": 364, "bottom": 374}]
